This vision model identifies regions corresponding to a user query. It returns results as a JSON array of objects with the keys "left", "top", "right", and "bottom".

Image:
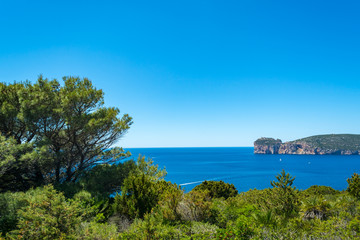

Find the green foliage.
[
  {"left": 254, "top": 137, "right": 282, "bottom": 146},
  {"left": 131, "top": 154, "right": 167, "bottom": 181},
  {"left": 156, "top": 181, "right": 184, "bottom": 221},
  {"left": 270, "top": 169, "right": 300, "bottom": 218},
  {"left": 325, "top": 194, "right": 358, "bottom": 218},
  {"left": 189, "top": 222, "right": 218, "bottom": 238},
  {"left": 252, "top": 209, "right": 278, "bottom": 227},
  {"left": 215, "top": 216, "right": 254, "bottom": 240},
  {"left": 240, "top": 173, "right": 300, "bottom": 221},
  {"left": 78, "top": 160, "right": 137, "bottom": 199},
  {"left": 303, "top": 185, "right": 339, "bottom": 196},
  {"left": 114, "top": 173, "right": 159, "bottom": 219},
  {"left": 192, "top": 180, "right": 238, "bottom": 199},
  {"left": 240, "top": 188, "right": 273, "bottom": 209},
  {"left": 239, "top": 171, "right": 300, "bottom": 223},
  {"left": 270, "top": 169, "right": 295, "bottom": 190},
  {"left": 0, "top": 76, "right": 132, "bottom": 191},
  {"left": 291, "top": 134, "right": 360, "bottom": 151},
  {"left": 76, "top": 222, "right": 118, "bottom": 240},
  {"left": 347, "top": 173, "right": 360, "bottom": 199},
  {"left": 113, "top": 155, "right": 166, "bottom": 219},
  {"left": 52, "top": 161, "right": 138, "bottom": 223},
  {"left": 209, "top": 197, "right": 257, "bottom": 228},
  {"left": 119, "top": 216, "right": 218, "bottom": 240},
  {"left": 138, "top": 211, "right": 164, "bottom": 239},
  {"left": 179, "top": 189, "right": 212, "bottom": 222},
  {"left": 348, "top": 206, "right": 360, "bottom": 234},
  {"left": 300, "top": 195, "right": 330, "bottom": 220},
  {"left": 1, "top": 171, "right": 360, "bottom": 239},
  {"left": 0, "top": 82, "right": 27, "bottom": 143},
  {"left": 0, "top": 135, "right": 37, "bottom": 192},
  {"left": 8, "top": 185, "right": 85, "bottom": 239},
  {"left": 0, "top": 192, "right": 27, "bottom": 234},
  {"left": 118, "top": 211, "right": 166, "bottom": 240}
]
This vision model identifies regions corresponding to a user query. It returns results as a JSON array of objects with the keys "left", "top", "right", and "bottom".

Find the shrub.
[
  {"left": 192, "top": 180, "right": 238, "bottom": 199},
  {"left": 156, "top": 181, "right": 184, "bottom": 221},
  {"left": 113, "top": 155, "right": 166, "bottom": 220},
  {"left": 0, "top": 192, "right": 27, "bottom": 234},
  {"left": 209, "top": 197, "right": 257, "bottom": 228},
  {"left": 216, "top": 216, "right": 254, "bottom": 240},
  {"left": 178, "top": 190, "right": 212, "bottom": 222},
  {"left": 347, "top": 173, "right": 360, "bottom": 199},
  {"left": 303, "top": 185, "right": 339, "bottom": 196},
  {"left": 76, "top": 222, "right": 119, "bottom": 240},
  {"left": 300, "top": 195, "right": 330, "bottom": 220},
  {"left": 8, "top": 185, "right": 85, "bottom": 239},
  {"left": 252, "top": 209, "right": 278, "bottom": 227},
  {"left": 113, "top": 173, "right": 159, "bottom": 219}
]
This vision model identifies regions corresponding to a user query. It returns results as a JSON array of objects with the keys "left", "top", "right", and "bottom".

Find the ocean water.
[{"left": 124, "top": 147, "right": 360, "bottom": 192}]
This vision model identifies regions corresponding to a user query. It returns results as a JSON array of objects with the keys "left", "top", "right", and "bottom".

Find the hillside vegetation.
[
  {"left": 292, "top": 134, "right": 360, "bottom": 151},
  {"left": 254, "top": 137, "right": 282, "bottom": 146},
  {"left": 254, "top": 134, "right": 360, "bottom": 154}
]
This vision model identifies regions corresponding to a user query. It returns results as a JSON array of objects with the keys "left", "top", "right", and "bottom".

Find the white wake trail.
[{"left": 179, "top": 176, "right": 231, "bottom": 186}]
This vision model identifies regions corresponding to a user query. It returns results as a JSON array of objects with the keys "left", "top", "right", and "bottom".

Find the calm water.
[{"left": 124, "top": 147, "right": 360, "bottom": 192}]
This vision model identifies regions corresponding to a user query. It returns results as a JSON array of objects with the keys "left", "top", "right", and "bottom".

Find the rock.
[
  {"left": 278, "top": 142, "right": 316, "bottom": 155},
  {"left": 303, "top": 209, "right": 326, "bottom": 221},
  {"left": 254, "top": 134, "right": 360, "bottom": 155},
  {"left": 254, "top": 138, "right": 282, "bottom": 154}
]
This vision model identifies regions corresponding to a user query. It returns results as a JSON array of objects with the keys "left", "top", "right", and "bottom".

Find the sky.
[{"left": 0, "top": 0, "right": 359, "bottom": 147}]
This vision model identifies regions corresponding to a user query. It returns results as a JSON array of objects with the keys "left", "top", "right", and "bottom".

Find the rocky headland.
[{"left": 254, "top": 134, "right": 360, "bottom": 155}]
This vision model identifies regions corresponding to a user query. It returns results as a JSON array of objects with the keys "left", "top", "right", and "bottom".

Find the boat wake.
[
  {"left": 179, "top": 180, "right": 205, "bottom": 186},
  {"left": 179, "top": 176, "right": 231, "bottom": 186}
]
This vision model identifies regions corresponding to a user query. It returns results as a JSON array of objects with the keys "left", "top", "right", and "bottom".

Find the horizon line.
[{"left": 123, "top": 146, "right": 254, "bottom": 149}]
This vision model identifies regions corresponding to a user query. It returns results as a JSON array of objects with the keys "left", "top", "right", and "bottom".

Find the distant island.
[{"left": 254, "top": 134, "right": 360, "bottom": 155}]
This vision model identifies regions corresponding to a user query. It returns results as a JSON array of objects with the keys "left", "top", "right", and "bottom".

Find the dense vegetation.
[
  {"left": 0, "top": 76, "right": 132, "bottom": 192},
  {"left": 292, "top": 134, "right": 360, "bottom": 151},
  {"left": 1, "top": 77, "right": 360, "bottom": 239},
  {"left": 254, "top": 137, "right": 282, "bottom": 146}
]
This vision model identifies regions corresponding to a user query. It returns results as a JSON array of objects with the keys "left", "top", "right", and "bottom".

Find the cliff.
[{"left": 254, "top": 134, "right": 360, "bottom": 155}]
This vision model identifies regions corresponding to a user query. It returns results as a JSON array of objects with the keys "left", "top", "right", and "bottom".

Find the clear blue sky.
[{"left": 0, "top": 1, "right": 359, "bottom": 147}]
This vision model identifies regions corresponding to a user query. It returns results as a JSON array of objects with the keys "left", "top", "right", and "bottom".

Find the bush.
[
  {"left": 209, "top": 197, "right": 257, "bottom": 228},
  {"left": 119, "top": 214, "right": 218, "bottom": 240},
  {"left": 252, "top": 209, "right": 278, "bottom": 228},
  {"left": 300, "top": 195, "right": 330, "bottom": 220},
  {"left": 192, "top": 180, "right": 238, "bottom": 199},
  {"left": 178, "top": 190, "right": 212, "bottom": 222},
  {"left": 0, "top": 192, "right": 27, "bottom": 234},
  {"left": 347, "top": 173, "right": 360, "bottom": 199},
  {"left": 76, "top": 222, "right": 119, "bottom": 240},
  {"left": 215, "top": 216, "right": 254, "bottom": 240},
  {"left": 113, "top": 173, "right": 159, "bottom": 219},
  {"left": 303, "top": 185, "right": 339, "bottom": 196},
  {"left": 156, "top": 181, "right": 184, "bottom": 221},
  {"left": 113, "top": 155, "right": 166, "bottom": 220},
  {"left": 8, "top": 185, "right": 85, "bottom": 239}
]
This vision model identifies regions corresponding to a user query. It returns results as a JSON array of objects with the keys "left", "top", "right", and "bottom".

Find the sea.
[{"left": 123, "top": 147, "right": 360, "bottom": 193}]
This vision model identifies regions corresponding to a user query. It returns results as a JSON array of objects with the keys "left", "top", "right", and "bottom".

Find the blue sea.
[{"left": 124, "top": 147, "right": 360, "bottom": 192}]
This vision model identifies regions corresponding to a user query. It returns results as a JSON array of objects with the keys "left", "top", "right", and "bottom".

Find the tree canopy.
[{"left": 0, "top": 76, "right": 132, "bottom": 191}]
